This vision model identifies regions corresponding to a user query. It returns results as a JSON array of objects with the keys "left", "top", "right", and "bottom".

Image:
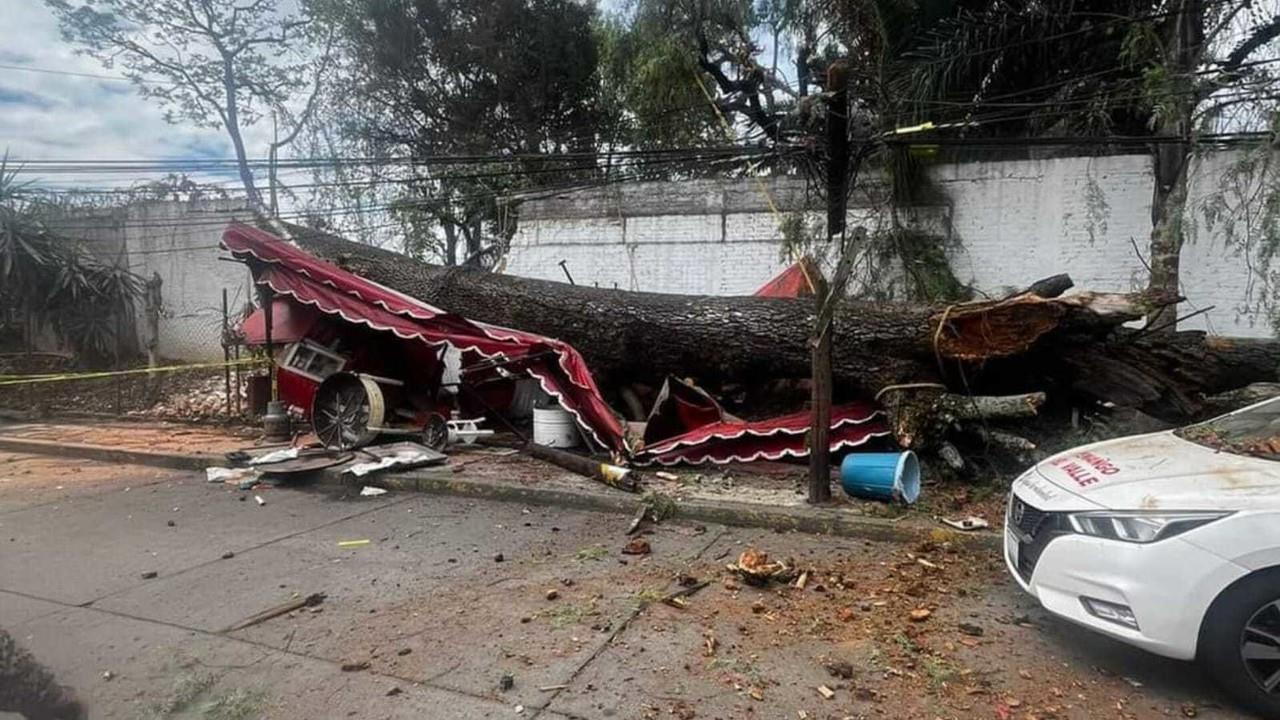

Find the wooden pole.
[
  {"left": 808, "top": 273, "right": 833, "bottom": 504},
  {"left": 809, "top": 61, "right": 850, "bottom": 505}
]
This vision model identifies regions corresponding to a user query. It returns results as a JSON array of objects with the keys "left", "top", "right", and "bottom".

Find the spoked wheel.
[
  {"left": 1242, "top": 600, "right": 1280, "bottom": 694},
  {"left": 421, "top": 412, "right": 449, "bottom": 452},
  {"left": 1200, "top": 569, "right": 1280, "bottom": 718},
  {"left": 311, "top": 373, "right": 386, "bottom": 450}
]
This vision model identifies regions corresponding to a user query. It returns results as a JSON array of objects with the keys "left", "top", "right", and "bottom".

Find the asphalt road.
[{"left": 0, "top": 454, "right": 1254, "bottom": 719}]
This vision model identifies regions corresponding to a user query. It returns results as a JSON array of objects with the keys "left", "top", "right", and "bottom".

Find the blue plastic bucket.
[{"left": 840, "top": 451, "right": 921, "bottom": 504}]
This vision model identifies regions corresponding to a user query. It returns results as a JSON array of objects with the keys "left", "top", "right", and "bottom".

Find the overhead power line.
[{"left": 0, "top": 62, "right": 174, "bottom": 85}]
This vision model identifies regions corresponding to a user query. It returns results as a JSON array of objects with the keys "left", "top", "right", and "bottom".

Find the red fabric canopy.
[
  {"left": 240, "top": 298, "right": 320, "bottom": 345},
  {"left": 636, "top": 377, "right": 890, "bottom": 465},
  {"left": 221, "top": 222, "right": 628, "bottom": 454},
  {"left": 753, "top": 258, "right": 820, "bottom": 298}
]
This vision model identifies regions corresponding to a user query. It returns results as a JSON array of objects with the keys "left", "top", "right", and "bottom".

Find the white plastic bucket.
[{"left": 533, "top": 405, "right": 579, "bottom": 448}]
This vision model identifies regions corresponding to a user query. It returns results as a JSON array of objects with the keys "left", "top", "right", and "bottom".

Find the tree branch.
[{"left": 1222, "top": 13, "right": 1280, "bottom": 71}]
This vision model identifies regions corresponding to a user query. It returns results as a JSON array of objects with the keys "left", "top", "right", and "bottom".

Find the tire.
[{"left": 1200, "top": 569, "right": 1280, "bottom": 719}]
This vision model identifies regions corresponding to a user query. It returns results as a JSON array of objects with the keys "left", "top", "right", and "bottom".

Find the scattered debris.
[
  {"left": 703, "top": 631, "right": 718, "bottom": 657},
  {"left": 1181, "top": 703, "right": 1199, "bottom": 717},
  {"left": 494, "top": 553, "right": 505, "bottom": 562},
  {"left": 941, "top": 516, "right": 990, "bottom": 531},
  {"left": 338, "top": 539, "right": 371, "bottom": 548},
  {"left": 397, "top": 648, "right": 412, "bottom": 656},
  {"left": 816, "top": 685, "right": 836, "bottom": 700},
  {"left": 654, "top": 471, "right": 679, "bottom": 481},
  {"left": 622, "top": 538, "right": 651, "bottom": 555},
  {"left": 500, "top": 673, "right": 515, "bottom": 691},
  {"left": 386, "top": 687, "right": 402, "bottom": 697},
  {"left": 101, "top": 670, "right": 114, "bottom": 681},
  {"left": 340, "top": 661, "right": 370, "bottom": 672},
  {"left": 140, "top": 571, "right": 158, "bottom": 580},
  {"left": 545, "top": 589, "right": 560, "bottom": 601},
  {"left": 253, "top": 495, "right": 266, "bottom": 506},
  {"left": 538, "top": 684, "right": 569, "bottom": 692},
  {"left": 957, "top": 622, "right": 984, "bottom": 636},
  {"left": 248, "top": 447, "right": 299, "bottom": 466},
  {"left": 166, "top": 520, "right": 175, "bottom": 527},
  {"left": 748, "top": 687, "right": 764, "bottom": 701},
  {"left": 205, "top": 466, "right": 259, "bottom": 484},
  {"left": 660, "top": 580, "right": 710, "bottom": 609},
  {"left": 359, "top": 486, "right": 388, "bottom": 497},
  {"left": 221, "top": 593, "right": 326, "bottom": 633},
  {"left": 908, "top": 608, "right": 932, "bottom": 622},
  {"left": 625, "top": 504, "right": 649, "bottom": 535},
  {"left": 824, "top": 661, "right": 855, "bottom": 680},
  {"left": 221, "top": 551, "right": 235, "bottom": 560},
  {"left": 346, "top": 442, "right": 446, "bottom": 477},
  {"left": 728, "top": 549, "right": 793, "bottom": 586}
]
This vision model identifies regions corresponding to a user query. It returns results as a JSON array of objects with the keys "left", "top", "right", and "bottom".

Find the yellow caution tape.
[{"left": 0, "top": 358, "right": 264, "bottom": 387}]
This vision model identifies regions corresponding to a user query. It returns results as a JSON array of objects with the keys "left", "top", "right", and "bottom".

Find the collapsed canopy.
[{"left": 222, "top": 222, "right": 628, "bottom": 454}]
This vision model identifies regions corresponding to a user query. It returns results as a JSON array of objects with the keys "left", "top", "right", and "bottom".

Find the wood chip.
[{"left": 816, "top": 685, "right": 835, "bottom": 700}]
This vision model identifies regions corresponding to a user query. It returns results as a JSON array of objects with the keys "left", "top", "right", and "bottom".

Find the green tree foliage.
[
  {"left": 0, "top": 157, "right": 143, "bottom": 364},
  {"left": 309, "top": 0, "right": 606, "bottom": 264}
]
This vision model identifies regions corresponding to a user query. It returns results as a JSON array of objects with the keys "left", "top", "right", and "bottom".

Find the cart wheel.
[
  {"left": 312, "top": 373, "right": 385, "bottom": 450},
  {"left": 422, "top": 413, "right": 449, "bottom": 452}
]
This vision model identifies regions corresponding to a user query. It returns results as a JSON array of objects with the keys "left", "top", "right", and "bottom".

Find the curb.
[
  {"left": 0, "top": 436, "right": 215, "bottom": 472},
  {"left": 0, "top": 434, "right": 1000, "bottom": 549}
]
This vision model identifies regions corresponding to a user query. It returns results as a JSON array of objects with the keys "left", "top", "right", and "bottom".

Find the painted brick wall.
[{"left": 506, "top": 151, "right": 1277, "bottom": 337}]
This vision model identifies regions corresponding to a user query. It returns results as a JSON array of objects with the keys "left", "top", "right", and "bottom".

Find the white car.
[{"left": 1005, "top": 396, "right": 1280, "bottom": 717}]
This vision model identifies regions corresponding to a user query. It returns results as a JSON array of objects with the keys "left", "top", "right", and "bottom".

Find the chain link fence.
[{"left": 0, "top": 354, "right": 267, "bottom": 424}]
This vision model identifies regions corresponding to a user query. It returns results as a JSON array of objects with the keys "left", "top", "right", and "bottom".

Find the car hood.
[{"left": 1033, "top": 431, "right": 1280, "bottom": 511}]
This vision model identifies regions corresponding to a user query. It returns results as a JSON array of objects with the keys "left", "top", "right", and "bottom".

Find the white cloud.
[{"left": 0, "top": 0, "right": 280, "bottom": 193}]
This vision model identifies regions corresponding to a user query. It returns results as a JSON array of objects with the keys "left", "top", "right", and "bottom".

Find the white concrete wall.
[
  {"left": 123, "top": 200, "right": 255, "bottom": 362},
  {"left": 505, "top": 151, "right": 1278, "bottom": 337}
]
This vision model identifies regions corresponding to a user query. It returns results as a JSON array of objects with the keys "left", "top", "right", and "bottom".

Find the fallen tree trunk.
[{"left": 280, "top": 224, "right": 1277, "bottom": 420}]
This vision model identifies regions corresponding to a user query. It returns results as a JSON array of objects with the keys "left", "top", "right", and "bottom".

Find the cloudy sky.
[{"left": 0, "top": 1, "right": 277, "bottom": 192}]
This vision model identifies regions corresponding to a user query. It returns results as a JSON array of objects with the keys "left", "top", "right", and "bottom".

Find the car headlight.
[{"left": 1067, "top": 511, "right": 1232, "bottom": 543}]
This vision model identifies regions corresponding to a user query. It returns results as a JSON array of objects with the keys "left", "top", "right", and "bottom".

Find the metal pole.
[
  {"left": 114, "top": 309, "right": 123, "bottom": 416},
  {"left": 260, "top": 285, "right": 276, "bottom": 402},
  {"left": 222, "top": 288, "right": 232, "bottom": 418}
]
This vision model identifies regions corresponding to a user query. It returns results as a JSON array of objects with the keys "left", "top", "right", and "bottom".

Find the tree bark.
[
  {"left": 1145, "top": 0, "right": 1204, "bottom": 329},
  {"left": 223, "top": 60, "right": 263, "bottom": 209},
  {"left": 282, "top": 225, "right": 1277, "bottom": 420}
]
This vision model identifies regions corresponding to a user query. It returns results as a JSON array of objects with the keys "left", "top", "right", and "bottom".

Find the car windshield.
[{"left": 1177, "top": 396, "right": 1280, "bottom": 461}]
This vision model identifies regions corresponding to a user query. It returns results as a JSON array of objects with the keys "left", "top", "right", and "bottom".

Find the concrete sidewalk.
[
  {"left": 0, "top": 419, "right": 998, "bottom": 548},
  {"left": 0, "top": 459, "right": 1245, "bottom": 719}
]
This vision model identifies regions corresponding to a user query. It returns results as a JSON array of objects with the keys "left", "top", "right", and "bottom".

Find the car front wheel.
[{"left": 1201, "top": 569, "right": 1280, "bottom": 718}]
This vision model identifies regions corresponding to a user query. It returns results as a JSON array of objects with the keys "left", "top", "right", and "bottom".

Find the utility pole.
[
  {"left": 808, "top": 60, "right": 850, "bottom": 504},
  {"left": 269, "top": 110, "right": 280, "bottom": 217}
]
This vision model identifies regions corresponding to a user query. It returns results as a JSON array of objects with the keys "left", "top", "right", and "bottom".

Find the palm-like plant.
[{"left": 0, "top": 153, "right": 144, "bottom": 364}]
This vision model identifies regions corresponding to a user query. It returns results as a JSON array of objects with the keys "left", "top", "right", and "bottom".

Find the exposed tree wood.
[
  {"left": 278, "top": 225, "right": 1277, "bottom": 420},
  {"left": 517, "top": 441, "right": 640, "bottom": 492},
  {"left": 1201, "top": 383, "right": 1280, "bottom": 416},
  {"left": 879, "top": 388, "right": 1048, "bottom": 450}
]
